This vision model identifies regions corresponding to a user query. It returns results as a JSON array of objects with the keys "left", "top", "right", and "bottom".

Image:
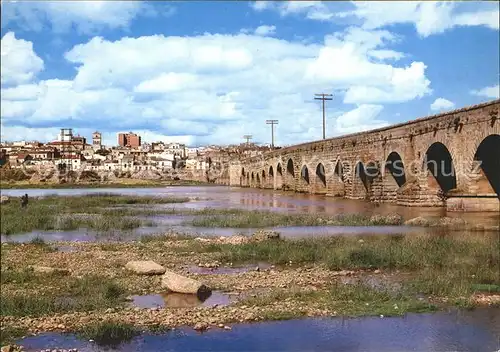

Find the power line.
[
  {"left": 265, "top": 120, "right": 278, "bottom": 148},
  {"left": 314, "top": 93, "right": 333, "bottom": 140}
]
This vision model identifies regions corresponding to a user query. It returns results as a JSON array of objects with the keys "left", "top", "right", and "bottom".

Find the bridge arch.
[
  {"left": 472, "top": 134, "right": 500, "bottom": 197},
  {"left": 353, "top": 161, "right": 369, "bottom": 199},
  {"left": 314, "top": 162, "right": 327, "bottom": 194},
  {"left": 251, "top": 172, "right": 255, "bottom": 187},
  {"left": 262, "top": 169, "right": 269, "bottom": 189},
  {"left": 256, "top": 172, "right": 261, "bottom": 188},
  {"left": 326, "top": 159, "right": 345, "bottom": 197},
  {"left": 376, "top": 152, "right": 407, "bottom": 202},
  {"left": 424, "top": 142, "right": 457, "bottom": 194},
  {"left": 298, "top": 164, "right": 310, "bottom": 192},
  {"left": 275, "top": 162, "right": 283, "bottom": 190},
  {"left": 284, "top": 158, "right": 295, "bottom": 191}
]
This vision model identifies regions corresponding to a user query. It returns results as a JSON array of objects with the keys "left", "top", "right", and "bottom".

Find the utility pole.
[
  {"left": 314, "top": 93, "right": 333, "bottom": 139},
  {"left": 265, "top": 120, "right": 278, "bottom": 148},
  {"left": 243, "top": 135, "right": 253, "bottom": 145}
]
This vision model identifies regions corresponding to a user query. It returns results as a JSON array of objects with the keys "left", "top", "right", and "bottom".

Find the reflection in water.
[
  {"left": 130, "top": 291, "right": 232, "bottom": 309},
  {"left": 16, "top": 308, "right": 500, "bottom": 352},
  {"left": 1, "top": 186, "right": 498, "bottom": 243}
]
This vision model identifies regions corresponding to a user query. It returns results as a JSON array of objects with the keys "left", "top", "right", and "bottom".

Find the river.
[
  {"left": 1, "top": 186, "right": 498, "bottom": 243},
  {"left": 16, "top": 308, "right": 500, "bottom": 352}
]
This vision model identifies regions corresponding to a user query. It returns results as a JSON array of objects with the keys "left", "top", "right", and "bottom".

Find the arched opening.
[
  {"left": 277, "top": 163, "right": 282, "bottom": 175},
  {"left": 269, "top": 166, "right": 274, "bottom": 177},
  {"left": 256, "top": 173, "right": 261, "bottom": 187},
  {"left": 425, "top": 142, "right": 457, "bottom": 193},
  {"left": 241, "top": 168, "right": 245, "bottom": 177},
  {"left": 262, "top": 169, "right": 266, "bottom": 180},
  {"left": 385, "top": 152, "right": 406, "bottom": 187},
  {"left": 474, "top": 134, "right": 500, "bottom": 197},
  {"left": 334, "top": 161, "right": 343, "bottom": 181},
  {"left": 316, "top": 163, "right": 326, "bottom": 187},
  {"left": 286, "top": 159, "right": 294, "bottom": 176},
  {"left": 301, "top": 165, "right": 310, "bottom": 184},
  {"left": 353, "top": 161, "right": 369, "bottom": 199}
]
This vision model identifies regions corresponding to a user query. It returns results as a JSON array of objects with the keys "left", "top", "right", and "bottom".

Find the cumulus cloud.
[
  {"left": 333, "top": 104, "right": 389, "bottom": 135},
  {"left": 430, "top": 98, "right": 455, "bottom": 112},
  {"left": 251, "top": 1, "right": 500, "bottom": 37},
  {"left": 2, "top": 27, "right": 437, "bottom": 145},
  {"left": 1, "top": 32, "right": 44, "bottom": 85},
  {"left": 305, "top": 28, "right": 431, "bottom": 104},
  {"left": 254, "top": 25, "right": 276, "bottom": 36},
  {"left": 470, "top": 85, "right": 500, "bottom": 99},
  {"left": 0, "top": 0, "right": 171, "bottom": 34}
]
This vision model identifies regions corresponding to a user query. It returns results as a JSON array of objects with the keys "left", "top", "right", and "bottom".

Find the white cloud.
[
  {"left": 254, "top": 25, "right": 276, "bottom": 37},
  {"left": 430, "top": 98, "right": 455, "bottom": 112},
  {"left": 1, "top": 32, "right": 44, "bottom": 85},
  {"left": 2, "top": 28, "right": 430, "bottom": 146},
  {"left": 251, "top": 1, "right": 499, "bottom": 37},
  {"left": 306, "top": 28, "right": 431, "bottom": 104},
  {"left": 333, "top": 104, "right": 389, "bottom": 135},
  {"left": 0, "top": 0, "right": 169, "bottom": 34},
  {"left": 470, "top": 85, "right": 500, "bottom": 99}
]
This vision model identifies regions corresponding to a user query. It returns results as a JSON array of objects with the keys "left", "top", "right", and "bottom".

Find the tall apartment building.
[
  {"left": 118, "top": 132, "right": 141, "bottom": 148},
  {"left": 92, "top": 131, "right": 102, "bottom": 150}
]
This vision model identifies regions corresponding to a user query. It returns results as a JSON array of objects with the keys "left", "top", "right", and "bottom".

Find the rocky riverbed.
[{"left": 1, "top": 231, "right": 499, "bottom": 350}]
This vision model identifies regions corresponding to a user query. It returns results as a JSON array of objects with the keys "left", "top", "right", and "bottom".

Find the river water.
[
  {"left": 1, "top": 186, "right": 498, "bottom": 243},
  {"left": 16, "top": 308, "right": 500, "bottom": 352}
]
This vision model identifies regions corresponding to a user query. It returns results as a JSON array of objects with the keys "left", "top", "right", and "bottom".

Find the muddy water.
[
  {"left": 1, "top": 186, "right": 498, "bottom": 243},
  {"left": 3, "top": 186, "right": 498, "bottom": 221},
  {"left": 16, "top": 308, "right": 500, "bottom": 351}
]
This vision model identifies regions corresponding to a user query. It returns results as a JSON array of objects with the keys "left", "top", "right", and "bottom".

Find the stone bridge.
[{"left": 225, "top": 99, "right": 500, "bottom": 212}]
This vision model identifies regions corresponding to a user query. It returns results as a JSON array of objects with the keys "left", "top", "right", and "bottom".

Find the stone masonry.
[{"left": 224, "top": 99, "right": 500, "bottom": 212}]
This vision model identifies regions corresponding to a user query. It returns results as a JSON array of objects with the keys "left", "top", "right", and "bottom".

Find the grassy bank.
[
  {"left": 0, "top": 194, "right": 189, "bottom": 235},
  {"left": 0, "top": 179, "right": 211, "bottom": 189},
  {"left": 0, "top": 232, "right": 498, "bottom": 346},
  {"left": 186, "top": 210, "right": 403, "bottom": 228}
]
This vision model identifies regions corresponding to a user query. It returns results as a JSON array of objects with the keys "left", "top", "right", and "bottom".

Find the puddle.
[
  {"left": 15, "top": 308, "right": 500, "bottom": 351},
  {"left": 188, "top": 263, "right": 272, "bottom": 275},
  {"left": 129, "top": 291, "right": 233, "bottom": 309}
]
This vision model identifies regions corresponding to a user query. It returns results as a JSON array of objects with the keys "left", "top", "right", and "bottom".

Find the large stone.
[
  {"left": 404, "top": 217, "right": 431, "bottom": 227},
  {"left": 0, "top": 195, "right": 9, "bottom": 204},
  {"left": 161, "top": 270, "right": 211, "bottom": 295},
  {"left": 436, "top": 217, "right": 468, "bottom": 229},
  {"left": 370, "top": 214, "right": 403, "bottom": 225},
  {"left": 125, "top": 260, "right": 166, "bottom": 275},
  {"left": 251, "top": 230, "right": 280, "bottom": 241}
]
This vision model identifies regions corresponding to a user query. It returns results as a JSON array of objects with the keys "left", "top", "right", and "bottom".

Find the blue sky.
[{"left": 1, "top": 1, "right": 499, "bottom": 147}]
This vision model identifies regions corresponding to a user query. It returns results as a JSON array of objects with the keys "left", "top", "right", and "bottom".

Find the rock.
[
  {"left": 404, "top": 216, "right": 431, "bottom": 227},
  {"left": 251, "top": 230, "right": 280, "bottom": 242},
  {"left": 437, "top": 217, "right": 467, "bottom": 229},
  {"left": 369, "top": 214, "right": 403, "bottom": 225},
  {"left": 125, "top": 260, "right": 166, "bottom": 275},
  {"left": 193, "top": 323, "right": 208, "bottom": 331},
  {"left": 30, "top": 266, "right": 70, "bottom": 275},
  {"left": 161, "top": 270, "right": 211, "bottom": 295},
  {"left": 1, "top": 345, "right": 12, "bottom": 352},
  {"left": 0, "top": 195, "right": 9, "bottom": 204}
]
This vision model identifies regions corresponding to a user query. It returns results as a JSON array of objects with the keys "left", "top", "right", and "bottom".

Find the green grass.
[
  {"left": 0, "top": 194, "right": 188, "bottom": 235},
  {"left": 77, "top": 321, "right": 139, "bottom": 347},
  {"left": 188, "top": 233, "right": 499, "bottom": 301},
  {"left": 0, "top": 325, "right": 28, "bottom": 345},
  {"left": 186, "top": 210, "right": 403, "bottom": 228},
  {"left": 0, "top": 275, "right": 126, "bottom": 317},
  {"left": 241, "top": 282, "right": 437, "bottom": 318}
]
